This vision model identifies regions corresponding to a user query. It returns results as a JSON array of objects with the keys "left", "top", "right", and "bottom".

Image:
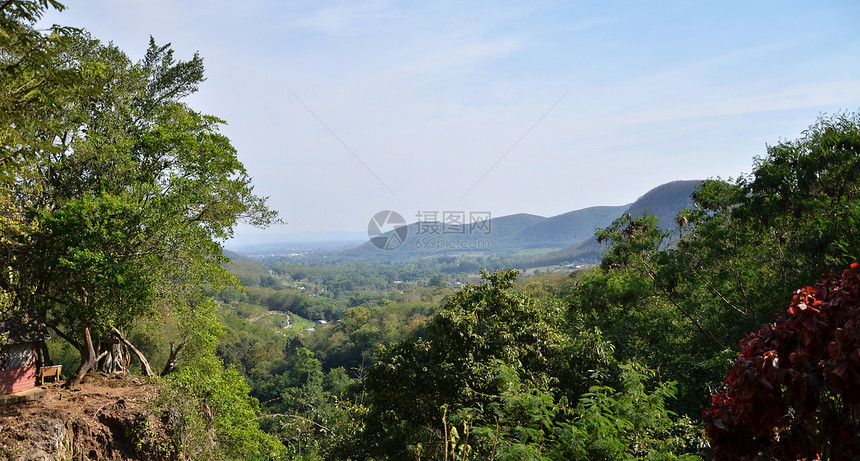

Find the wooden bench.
[{"left": 38, "top": 365, "right": 62, "bottom": 384}]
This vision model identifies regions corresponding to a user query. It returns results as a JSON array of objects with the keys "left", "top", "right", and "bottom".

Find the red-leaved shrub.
[{"left": 705, "top": 264, "right": 860, "bottom": 460}]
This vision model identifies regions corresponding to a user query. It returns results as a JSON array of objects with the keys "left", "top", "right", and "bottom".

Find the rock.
[
  {"left": 3, "top": 417, "right": 67, "bottom": 460},
  {"left": 11, "top": 447, "right": 53, "bottom": 461}
]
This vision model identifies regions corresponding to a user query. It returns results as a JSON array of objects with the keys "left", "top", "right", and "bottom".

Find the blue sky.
[{"left": 41, "top": 1, "right": 860, "bottom": 242}]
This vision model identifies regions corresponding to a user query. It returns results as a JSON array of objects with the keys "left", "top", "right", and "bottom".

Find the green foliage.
[
  {"left": 428, "top": 274, "right": 445, "bottom": 287},
  {"left": 0, "top": 0, "right": 87, "bottom": 177},
  {"left": 742, "top": 113, "right": 860, "bottom": 267},
  {"left": 553, "top": 363, "right": 704, "bottom": 460},
  {"left": 227, "top": 260, "right": 279, "bottom": 289},
  {"left": 32, "top": 194, "right": 155, "bottom": 336},
  {"left": 350, "top": 270, "right": 699, "bottom": 460},
  {"left": 251, "top": 347, "right": 328, "bottom": 458},
  {"left": 160, "top": 351, "right": 286, "bottom": 460},
  {"left": 565, "top": 114, "right": 860, "bottom": 417},
  {"left": 243, "top": 287, "right": 326, "bottom": 319},
  {"left": 1, "top": 25, "right": 277, "bottom": 384},
  {"left": 215, "top": 307, "right": 289, "bottom": 376}
]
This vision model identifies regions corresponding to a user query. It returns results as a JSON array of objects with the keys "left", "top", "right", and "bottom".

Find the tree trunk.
[
  {"left": 35, "top": 340, "right": 51, "bottom": 369},
  {"left": 111, "top": 327, "right": 153, "bottom": 377},
  {"left": 160, "top": 341, "right": 186, "bottom": 376},
  {"left": 67, "top": 324, "right": 96, "bottom": 388},
  {"left": 112, "top": 342, "right": 125, "bottom": 373},
  {"left": 96, "top": 337, "right": 105, "bottom": 371},
  {"left": 99, "top": 341, "right": 125, "bottom": 374},
  {"left": 122, "top": 343, "right": 131, "bottom": 374}
]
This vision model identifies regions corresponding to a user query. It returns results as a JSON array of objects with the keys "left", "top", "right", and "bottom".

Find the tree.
[
  {"left": 552, "top": 363, "right": 703, "bottom": 461},
  {"left": 0, "top": 0, "right": 88, "bottom": 177},
  {"left": 251, "top": 347, "right": 332, "bottom": 459},
  {"left": 160, "top": 334, "right": 286, "bottom": 460},
  {"left": 28, "top": 194, "right": 157, "bottom": 385},
  {"left": 4, "top": 33, "right": 277, "bottom": 387},
  {"left": 0, "top": 4, "right": 287, "bottom": 456},
  {"left": 0, "top": 1, "right": 92, "bottom": 362},
  {"left": 571, "top": 112, "right": 860, "bottom": 416},
  {"left": 574, "top": 212, "right": 733, "bottom": 416},
  {"left": 741, "top": 113, "right": 860, "bottom": 268},
  {"left": 704, "top": 264, "right": 860, "bottom": 460},
  {"left": 358, "top": 270, "right": 619, "bottom": 459}
]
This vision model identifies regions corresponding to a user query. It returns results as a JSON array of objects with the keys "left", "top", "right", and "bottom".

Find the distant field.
[
  {"left": 508, "top": 247, "right": 559, "bottom": 258},
  {"left": 221, "top": 301, "right": 318, "bottom": 337}
]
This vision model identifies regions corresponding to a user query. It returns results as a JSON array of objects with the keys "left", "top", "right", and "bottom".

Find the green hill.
[
  {"left": 516, "top": 180, "right": 702, "bottom": 267},
  {"left": 623, "top": 180, "right": 702, "bottom": 229},
  {"left": 339, "top": 180, "right": 701, "bottom": 261},
  {"left": 504, "top": 205, "right": 629, "bottom": 248}
]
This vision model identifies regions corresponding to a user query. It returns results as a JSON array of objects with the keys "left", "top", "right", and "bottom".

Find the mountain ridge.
[
  {"left": 340, "top": 179, "right": 702, "bottom": 260},
  {"left": 517, "top": 179, "right": 703, "bottom": 267}
]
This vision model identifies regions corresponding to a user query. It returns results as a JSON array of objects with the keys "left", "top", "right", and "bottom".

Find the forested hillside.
[
  {"left": 332, "top": 182, "right": 694, "bottom": 264},
  {"left": 2, "top": 2, "right": 860, "bottom": 460},
  {"left": 508, "top": 179, "right": 701, "bottom": 268}
]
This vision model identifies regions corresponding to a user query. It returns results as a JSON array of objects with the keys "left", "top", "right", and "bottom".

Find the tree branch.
[
  {"left": 47, "top": 323, "right": 81, "bottom": 350},
  {"left": 0, "top": 1, "right": 16, "bottom": 14},
  {"left": 111, "top": 327, "right": 154, "bottom": 377},
  {"left": 160, "top": 340, "right": 186, "bottom": 376}
]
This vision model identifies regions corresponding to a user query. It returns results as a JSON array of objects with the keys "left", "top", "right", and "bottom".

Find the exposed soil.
[{"left": 0, "top": 373, "right": 174, "bottom": 461}]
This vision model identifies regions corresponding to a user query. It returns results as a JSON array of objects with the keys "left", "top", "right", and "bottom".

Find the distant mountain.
[
  {"left": 518, "top": 180, "right": 703, "bottom": 267},
  {"left": 343, "top": 208, "right": 624, "bottom": 258},
  {"left": 290, "top": 180, "right": 703, "bottom": 263},
  {"left": 503, "top": 205, "right": 630, "bottom": 248},
  {"left": 623, "top": 180, "right": 702, "bottom": 230},
  {"left": 484, "top": 213, "right": 547, "bottom": 240},
  {"left": 343, "top": 205, "right": 634, "bottom": 259}
]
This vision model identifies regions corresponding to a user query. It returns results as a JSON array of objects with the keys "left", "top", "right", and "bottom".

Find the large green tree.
[
  {"left": 0, "top": 0, "right": 87, "bottom": 361},
  {"left": 5, "top": 32, "right": 277, "bottom": 387},
  {"left": 0, "top": 3, "right": 284, "bottom": 456},
  {"left": 27, "top": 194, "right": 157, "bottom": 384}
]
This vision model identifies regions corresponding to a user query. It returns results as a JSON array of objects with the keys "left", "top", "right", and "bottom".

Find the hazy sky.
[{"left": 41, "top": 1, "right": 860, "bottom": 241}]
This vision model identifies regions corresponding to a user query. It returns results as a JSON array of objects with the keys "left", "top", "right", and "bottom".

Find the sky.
[{"left": 40, "top": 1, "right": 860, "bottom": 244}]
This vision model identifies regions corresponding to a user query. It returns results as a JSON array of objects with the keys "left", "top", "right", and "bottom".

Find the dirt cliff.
[{"left": 0, "top": 373, "right": 178, "bottom": 461}]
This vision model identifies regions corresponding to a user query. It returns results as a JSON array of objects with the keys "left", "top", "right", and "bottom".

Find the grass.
[{"left": 221, "top": 300, "right": 322, "bottom": 337}]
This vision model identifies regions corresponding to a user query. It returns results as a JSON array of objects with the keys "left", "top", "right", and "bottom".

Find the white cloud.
[{"left": 287, "top": 1, "right": 396, "bottom": 35}]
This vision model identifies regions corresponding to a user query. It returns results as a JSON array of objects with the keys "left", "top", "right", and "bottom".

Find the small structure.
[{"left": 0, "top": 319, "right": 50, "bottom": 395}]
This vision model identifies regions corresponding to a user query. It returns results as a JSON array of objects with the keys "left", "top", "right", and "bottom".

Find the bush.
[
  {"left": 705, "top": 264, "right": 860, "bottom": 460},
  {"left": 159, "top": 353, "right": 286, "bottom": 460}
]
